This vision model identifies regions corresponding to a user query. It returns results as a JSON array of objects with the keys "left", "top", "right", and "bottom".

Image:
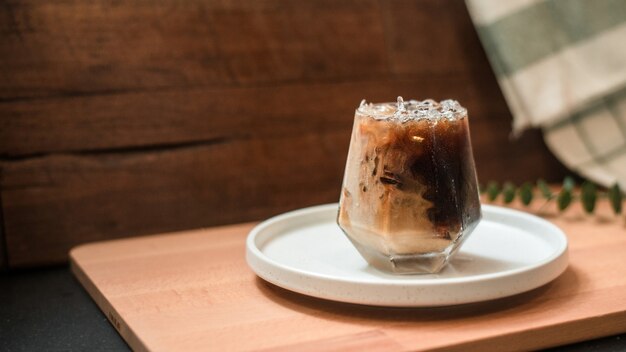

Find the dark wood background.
[{"left": 0, "top": 0, "right": 569, "bottom": 269}]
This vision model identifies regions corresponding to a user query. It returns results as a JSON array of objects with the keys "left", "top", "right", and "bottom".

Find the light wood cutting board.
[{"left": 71, "top": 201, "right": 626, "bottom": 351}]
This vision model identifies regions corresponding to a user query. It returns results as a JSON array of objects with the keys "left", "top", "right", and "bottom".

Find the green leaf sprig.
[{"left": 479, "top": 177, "right": 624, "bottom": 215}]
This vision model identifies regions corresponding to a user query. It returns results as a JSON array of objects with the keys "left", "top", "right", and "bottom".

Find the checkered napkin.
[{"left": 466, "top": 0, "right": 626, "bottom": 189}]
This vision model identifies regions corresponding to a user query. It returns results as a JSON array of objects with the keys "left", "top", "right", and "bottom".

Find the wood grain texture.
[
  {"left": 0, "top": 0, "right": 555, "bottom": 160},
  {"left": 70, "top": 201, "right": 626, "bottom": 351},
  {"left": 0, "top": 188, "right": 6, "bottom": 270},
  {"left": 2, "top": 132, "right": 348, "bottom": 267},
  {"left": 0, "top": 0, "right": 388, "bottom": 101},
  {"left": 0, "top": 0, "right": 570, "bottom": 267}
]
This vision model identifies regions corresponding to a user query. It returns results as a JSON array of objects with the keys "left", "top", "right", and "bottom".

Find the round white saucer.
[{"left": 246, "top": 203, "right": 568, "bottom": 307}]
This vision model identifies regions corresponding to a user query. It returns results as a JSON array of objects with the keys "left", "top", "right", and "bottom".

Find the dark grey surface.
[
  {"left": 0, "top": 266, "right": 625, "bottom": 351},
  {"left": 0, "top": 266, "right": 130, "bottom": 352}
]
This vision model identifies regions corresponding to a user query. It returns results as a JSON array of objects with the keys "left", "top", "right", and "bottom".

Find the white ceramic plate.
[{"left": 246, "top": 203, "right": 568, "bottom": 307}]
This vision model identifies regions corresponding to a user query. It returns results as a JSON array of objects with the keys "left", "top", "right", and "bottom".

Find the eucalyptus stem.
[{"left": 479, "top": 177, "right": 624, "bottom": 216}]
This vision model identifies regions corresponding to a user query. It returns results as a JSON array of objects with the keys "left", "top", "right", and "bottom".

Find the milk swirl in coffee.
[{"left": 337, "top": 97, "right": 481, "bottom": 274}]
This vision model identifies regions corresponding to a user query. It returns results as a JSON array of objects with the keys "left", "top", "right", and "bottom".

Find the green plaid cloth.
[{"left": 466, "top": 0, "right": 626, "bottom": 189}]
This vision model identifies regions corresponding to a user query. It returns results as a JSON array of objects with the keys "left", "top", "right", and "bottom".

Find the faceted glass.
[{"left": 337, "top": 98, "right": 482, "bottom": 274}]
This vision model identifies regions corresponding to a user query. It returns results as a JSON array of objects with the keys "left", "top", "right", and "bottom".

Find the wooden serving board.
[{"left": 71, "top": 201, "right": 626, "bottom": 351}]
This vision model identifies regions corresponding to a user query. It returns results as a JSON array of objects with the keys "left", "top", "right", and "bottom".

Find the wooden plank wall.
[{"left": 0, "top": 0, "right": 569, "bottom": 268}]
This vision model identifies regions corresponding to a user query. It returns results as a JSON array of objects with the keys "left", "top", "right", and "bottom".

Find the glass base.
[{"left": 350, "top": 239, "right": 450, "bottom": 274}]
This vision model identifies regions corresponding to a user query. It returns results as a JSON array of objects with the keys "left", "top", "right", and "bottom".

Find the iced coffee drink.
[{"left": 338, "top": 97, "right": 481, "bottom": 274}]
